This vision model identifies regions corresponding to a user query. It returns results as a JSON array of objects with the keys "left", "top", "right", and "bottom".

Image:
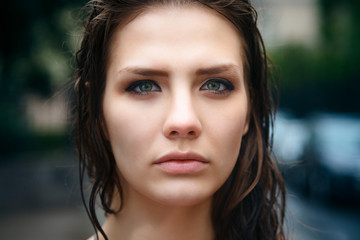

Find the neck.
[{"left": 100, "top": 190, "right": 214, "bottom": 240}]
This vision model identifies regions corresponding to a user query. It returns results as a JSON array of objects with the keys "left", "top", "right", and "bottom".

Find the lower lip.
[{"left": 155, "top": 160, "right": 208, "bottom": 174}]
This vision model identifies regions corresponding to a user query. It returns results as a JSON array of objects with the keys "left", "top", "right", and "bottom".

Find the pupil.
[
  {"left": 208, "top": 82, "right": 220, "bottom": 90},
  {"left": 140, "top": 83, "right": 152, "bottom": 91}
]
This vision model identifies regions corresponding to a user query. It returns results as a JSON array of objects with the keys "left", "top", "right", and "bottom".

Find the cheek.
[
  {"left": 105, "top": 110, "right": 138, "bottom": 149},
  {"left": 104, "top": 111, "right": 147, "bottom": 186},
  {"left": 103, "top": 101, "right": 155, "bottom": 162},
  {"left": 205, "top": 100, "right": 248, "bottom": 146},
  {"left": 202, "top": 99, "right": 249, "bottom": 173}
]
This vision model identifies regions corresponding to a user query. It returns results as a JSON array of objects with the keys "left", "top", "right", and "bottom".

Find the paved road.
[{"left": 286, "top": 191, "right": 360, "bottom": 240}]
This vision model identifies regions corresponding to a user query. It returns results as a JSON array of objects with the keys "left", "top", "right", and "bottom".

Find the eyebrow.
[
  {"left": 195, "top": 64, "right": 240, "bottom": 76},
  {"left": 118, "top": 63, "right": 240, "bottom": 77},
  {"left": 119, "top": 67, "right": 168, "bottom": 77}
]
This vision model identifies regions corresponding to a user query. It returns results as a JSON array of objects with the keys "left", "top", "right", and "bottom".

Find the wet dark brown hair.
[{"left": 74, "top": 0, "right": 286, "bottom": 239}]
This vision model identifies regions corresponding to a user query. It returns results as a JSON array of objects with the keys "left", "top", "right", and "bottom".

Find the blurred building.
[
  {"left": 254, "top": 0, "right": 320, "bottom": 48},
  {"left": 25, "top": 93, "right": 69, "bottom": 132}
]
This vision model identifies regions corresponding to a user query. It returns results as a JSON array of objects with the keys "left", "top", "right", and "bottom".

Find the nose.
[{"left": 163, "top": 92, "right": 202, "bottom": 140}]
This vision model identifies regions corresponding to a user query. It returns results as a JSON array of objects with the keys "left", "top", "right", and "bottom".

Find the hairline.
[{"left": 105, "top": 1, "right": 250, "bottom": 82}]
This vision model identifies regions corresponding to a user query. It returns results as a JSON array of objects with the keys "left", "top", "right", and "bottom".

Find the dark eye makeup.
[
  {"left": 200, "top": 78, "right": 234, "bottom": 93},
  {"left": 124, "top": 78, "right": 235, "bottom": 95}
]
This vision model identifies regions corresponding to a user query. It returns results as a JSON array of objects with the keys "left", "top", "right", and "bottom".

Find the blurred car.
[
  {"left": 273, "top": 111, "right": 310, "bottom": 164},
  {"left": 274, "top": 112, "right": 360, "bottom": 204}
]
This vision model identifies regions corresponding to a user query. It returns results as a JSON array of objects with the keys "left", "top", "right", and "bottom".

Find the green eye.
[
  {"left": 139, "top": 82, "right": 153, "bottom": 92},
  {"left": 125, "top": 80, "right": 161, "bottom": 94},
  {"left": 206, "top": 81, "right": 221, "bottom": 91},
  {"left": 200, "top": 78, "right": 234, "bottom": 93}
]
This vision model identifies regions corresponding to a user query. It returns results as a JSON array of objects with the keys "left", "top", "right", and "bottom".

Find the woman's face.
[{"left": 103, "top": 5, "right": 249, "bottom": 207}]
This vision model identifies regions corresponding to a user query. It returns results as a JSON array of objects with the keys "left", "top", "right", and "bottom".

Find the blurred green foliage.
[
  {"left": 271, "top": 0, "right": 360, "bottom": 116},
  {"left": 1, "top": 0, "right": 86, "bottom": 156}
]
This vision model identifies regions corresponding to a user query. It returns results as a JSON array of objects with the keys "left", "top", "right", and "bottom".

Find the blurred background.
[{"left": 1, "top": 0, "right": 359, "bottom": 239}]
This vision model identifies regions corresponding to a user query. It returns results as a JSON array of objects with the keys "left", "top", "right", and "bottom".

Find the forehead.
[{"left": 107, "top": 4, "right": 244, "bottom": 73}]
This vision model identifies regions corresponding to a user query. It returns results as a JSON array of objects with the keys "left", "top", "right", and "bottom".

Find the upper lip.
[{"left": 154, "top": 151, "right": 209, "bottom": 164}]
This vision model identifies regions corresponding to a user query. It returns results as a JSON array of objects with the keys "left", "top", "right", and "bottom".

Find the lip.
[{"left": 154, "top": 151, "right": 209, "bottom": 174}]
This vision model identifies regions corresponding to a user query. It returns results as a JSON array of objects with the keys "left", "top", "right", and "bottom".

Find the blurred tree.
[
  {"left": 271, "top": 0, "right": 360, "bottom": 116},
  {"left": 0, "top": 0, "right": 86, "bottom": 156}
]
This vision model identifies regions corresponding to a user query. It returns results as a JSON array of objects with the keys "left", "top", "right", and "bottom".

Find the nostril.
[
  {"left": 168, "top": 130, "right": 197, "bottom": 138},
  {"left": 170, "top": 130, "right": 178, "bottom": 136}
]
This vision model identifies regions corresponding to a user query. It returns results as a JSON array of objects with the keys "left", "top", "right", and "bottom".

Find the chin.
[
  {"left": 150, "top": 185, "right": 215, "bottom": 207},
  {"left": 156, "top": 195, "right": 212, "bottom": 207}
]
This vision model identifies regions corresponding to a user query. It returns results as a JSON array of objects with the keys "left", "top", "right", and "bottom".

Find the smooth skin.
[{"left": 101, "top": 4, "right": 250, "bottom": 240}]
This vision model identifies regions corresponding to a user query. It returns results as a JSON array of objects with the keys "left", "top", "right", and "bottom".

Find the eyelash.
[
  {"left": 200, "top": 78, "right": 234, "bottom": 95},
  {"left": 125, "top": 78, "right": 234, "bottom": 95}
]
